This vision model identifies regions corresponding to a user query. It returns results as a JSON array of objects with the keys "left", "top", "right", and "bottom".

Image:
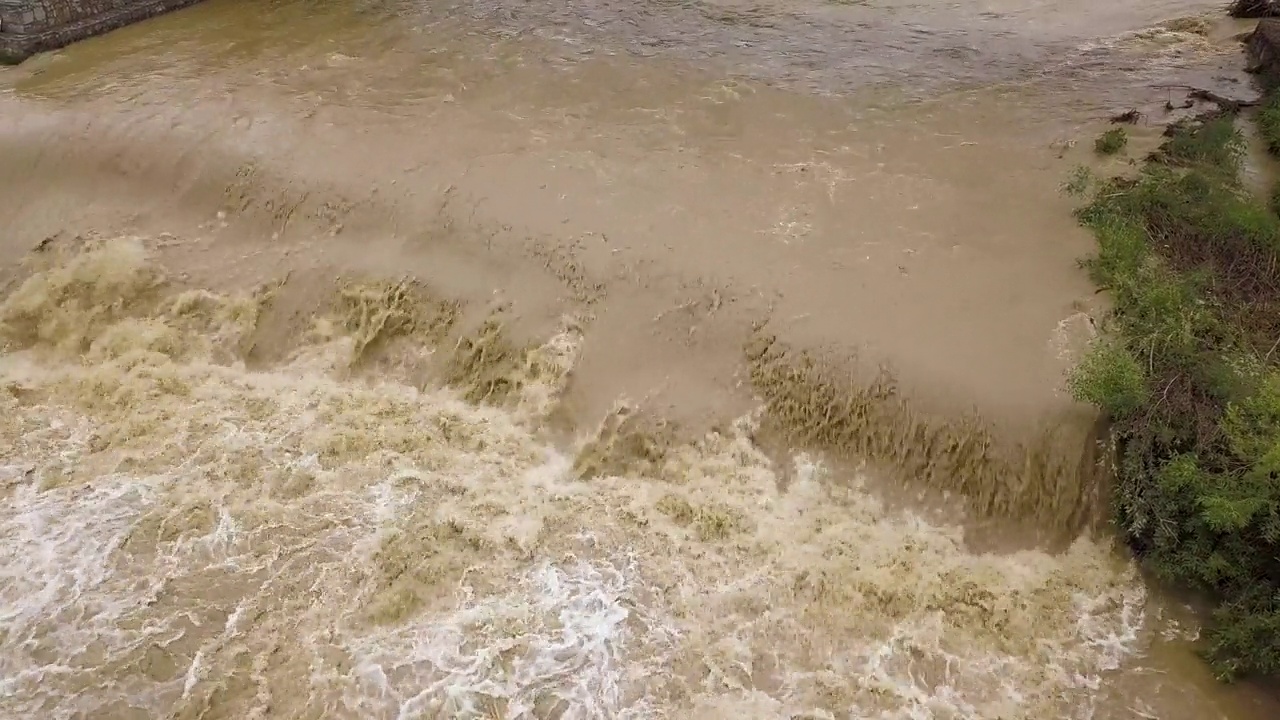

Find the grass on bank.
[{"left": 1069, "top": 109, "right": 1280, "bottom": 680}]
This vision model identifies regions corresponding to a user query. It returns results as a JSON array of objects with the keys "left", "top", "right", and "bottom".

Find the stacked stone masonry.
[{"left": 0, "top": 0, "right": 202, "bottom": 63}]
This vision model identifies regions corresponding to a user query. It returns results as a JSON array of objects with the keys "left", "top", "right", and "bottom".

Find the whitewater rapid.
[{"left": 0, "top": 237, "right": 1153, "bottom": 719}]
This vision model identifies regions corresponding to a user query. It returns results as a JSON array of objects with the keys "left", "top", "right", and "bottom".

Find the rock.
[
  {"left": 1231, "top": 0, "right": 1280, "bottom": 18},
  {"left": 1246, "top": 19, "right": 1280, "bottom": 87}
]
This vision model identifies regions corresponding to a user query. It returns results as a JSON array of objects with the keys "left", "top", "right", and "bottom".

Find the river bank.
[
  {"left": 1067, "top": 14, "right": 1280, "bottom": 684},
  {"left": 0, "top": 0, "right": 206, "bottom": 64}
]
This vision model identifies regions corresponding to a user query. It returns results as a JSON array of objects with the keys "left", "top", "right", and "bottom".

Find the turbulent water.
[
  {"left": 1, "top": 0, "right": 1278, "bottom": 718},
  {"left": 0, "top": 236, "right": 1151, "bottom": 719}
]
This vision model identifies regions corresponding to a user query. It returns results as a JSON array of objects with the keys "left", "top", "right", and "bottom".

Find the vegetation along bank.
[{"left": 1068, "top": 11, "right": 1280, "bottom": 681}]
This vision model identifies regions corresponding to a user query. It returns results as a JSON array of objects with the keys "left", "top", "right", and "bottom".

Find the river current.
[{"left": 1, "top": 1, "right": 1277, "bottom": 718}]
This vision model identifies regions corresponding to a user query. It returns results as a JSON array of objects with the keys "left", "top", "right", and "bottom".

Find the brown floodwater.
[{"left": 0, "top": 0, "right": 1277, "bottom": 718}]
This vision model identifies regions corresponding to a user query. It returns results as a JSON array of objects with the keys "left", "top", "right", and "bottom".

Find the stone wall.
[{"left": 0, "top": 0, "right": 203, "bottom": 63}]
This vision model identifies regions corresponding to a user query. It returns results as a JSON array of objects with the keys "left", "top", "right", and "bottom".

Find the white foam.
[
  {"left": 337, "top": 557, "right": 671, "bottom": 719},
  {"left": 0, "top": 240, "right": 1169, "bottom": 718}
]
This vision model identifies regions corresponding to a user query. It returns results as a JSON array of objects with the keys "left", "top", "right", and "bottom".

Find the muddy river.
[{"left": 1, "top": 0, "right": 1278, "bottom": 718}]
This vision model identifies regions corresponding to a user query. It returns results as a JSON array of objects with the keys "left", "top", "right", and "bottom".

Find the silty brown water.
[{"left": 0, "top": 0, "right": 1277, "bottom": 718}]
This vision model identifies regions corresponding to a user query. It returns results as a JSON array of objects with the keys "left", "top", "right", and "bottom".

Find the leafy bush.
[
  {"left": 1068, "top": 338, "right": 1149, "bottom": 418},
  {"left": 1258, "top": 92, "right": 1280, "bottom": 155},
  {"left": 1095, "top": 127, "right": 1129, "bottom": 155},
  {"left": 1070, "top": 107, "right": 1280, "bottom": 679},
  {"left": 1158, "top": 114, "right": 1247, "bottom": 173}
]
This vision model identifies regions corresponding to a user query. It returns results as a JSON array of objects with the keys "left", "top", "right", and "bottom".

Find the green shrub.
[
  {"left": 1158, "top": 114, "right": 1246, "bottom": 174},
  {"left": 1062, "top": 165, "right": 1095, "bottom": 197},
  {"left": 1258, "top": 93, "right": 1280, "bottom": 156},
  {"left": 1068, "top": 339, "right": 1149, "bottom": 418},
  {"left": 1072, "top": 101, "right": 1280, "bottom": 680},
  {"left": 1095, "top": 127, "right": 1128, "bottom": 155}
]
